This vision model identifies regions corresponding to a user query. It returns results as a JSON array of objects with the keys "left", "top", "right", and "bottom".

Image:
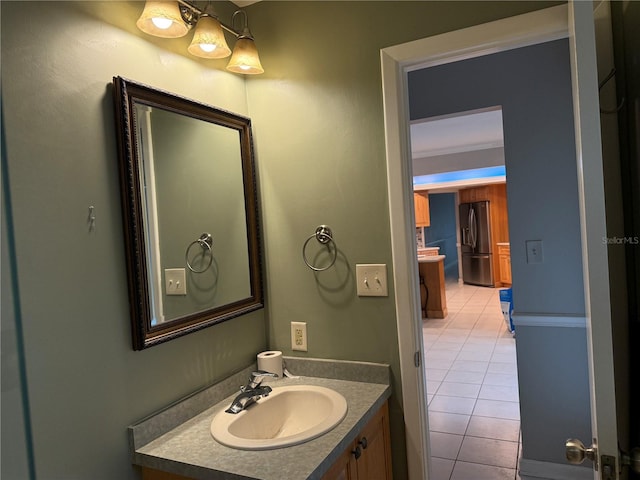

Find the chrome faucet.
[{"left": 225, "top": 370, "right": 278, "bottom": 414}]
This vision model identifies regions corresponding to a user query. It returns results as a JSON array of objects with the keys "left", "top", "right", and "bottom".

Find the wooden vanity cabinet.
[
  {"left": 414, "top": 192, "right": 430, "bottom": 227},
  {"left": 141, "top": 469, "right": 187, "bottom": 480},
  {"left": 322, "top": 402, "right": 393, "bottom": 480}
]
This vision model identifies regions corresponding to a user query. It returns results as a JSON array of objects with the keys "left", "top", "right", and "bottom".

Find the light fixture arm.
[
  {"left": 231, "top": 10, "right": 253, "bottom": 39},
  {"left": 176, "top": 0, "right": 242, "bottom": 38}
]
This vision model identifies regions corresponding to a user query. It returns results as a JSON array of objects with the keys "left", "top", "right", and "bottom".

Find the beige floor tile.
[
  {"left": 483, "top": 373, "right": 518, "bottom": 387},
  {"left": 479, "top": 384, "right": 520, "bottom": 402},
  {"left": 466, "top": 416, "right": 521, "bottom": 442},
  {"left": 451, "top": 461, "right": 517, "bottom": 480},
  {"left": 430, "top": 395, "right": 477, "bottom": 415},
  {"left": 457, "top": 436, "right": 519, "bottom": 469},
  {"left": 443, "top": 370, "right": 485, "bottom": 385},
  {"left": 429, "top": 411, "right": 471, "bottom": 435},
  {"left": 473, "top": 399, "right": 520, "bottom": 420},
  {"left": 438, "top": 382, "right": 481, "bottom": 399},
  {"left": 429, "top": 457, "right": 455, "bottom": 480},
  {"left": 429, "top": 432, "right": 464, "bottom": 460}
]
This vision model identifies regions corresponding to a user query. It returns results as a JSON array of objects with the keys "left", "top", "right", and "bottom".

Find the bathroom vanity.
[{"left": 130, "top": 358, "right": 392, "bottom": 480}]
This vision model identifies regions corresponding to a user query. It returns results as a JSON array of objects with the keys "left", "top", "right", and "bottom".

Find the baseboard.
[{"left": 519, "top": 458, "right": 593, "bottom": 480}]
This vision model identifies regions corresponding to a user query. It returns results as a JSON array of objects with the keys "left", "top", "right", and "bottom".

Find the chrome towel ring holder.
[
  {"left": 302, "top": 225, "right": 337, "bottom": 272},
  {"left": 185, "top": 233, "right": 213, "bottom": 273}
]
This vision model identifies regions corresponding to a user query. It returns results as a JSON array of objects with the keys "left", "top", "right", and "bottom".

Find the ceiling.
[{"left": 410, "top": 108, "right": 504, "bottom": 159}]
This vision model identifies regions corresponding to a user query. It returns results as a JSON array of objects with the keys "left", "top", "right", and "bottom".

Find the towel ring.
[
  {"left": 302, "top": 225, "right": 337, "bottom": 272},
  {"left": 185, "top": 233, "right": 213, "bottom": 273}
]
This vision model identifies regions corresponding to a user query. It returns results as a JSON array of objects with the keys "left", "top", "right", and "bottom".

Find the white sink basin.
[{"left": 210, "top": 385, "right": 348, "bottom": 450}]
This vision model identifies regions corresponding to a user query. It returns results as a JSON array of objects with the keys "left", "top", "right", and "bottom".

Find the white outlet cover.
[
  {"left": 356, "top": 264, "right": 388, "bottom": 297},
  {"left": 291, "top": 322, "right": 308, "bottom": 351}
]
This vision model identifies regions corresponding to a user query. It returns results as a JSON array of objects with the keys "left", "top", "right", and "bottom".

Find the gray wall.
[
  {"left": 413, "top": 147, "right": 505, "bottom": 176},
  {"left": 423, "top": 193, "right": 459, "bottom": 280},
  {"left": 408, "top": 39, "right": 592, "bottom": 465}
]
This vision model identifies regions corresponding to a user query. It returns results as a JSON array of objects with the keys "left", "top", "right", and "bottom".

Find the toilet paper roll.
[{"left": 257, "top": 351, "right": 283, "bottom": 378}]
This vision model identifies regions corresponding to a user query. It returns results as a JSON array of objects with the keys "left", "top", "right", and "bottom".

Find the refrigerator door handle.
[{"left": 470, "top": 207, "right": 477, "bottom": 249}]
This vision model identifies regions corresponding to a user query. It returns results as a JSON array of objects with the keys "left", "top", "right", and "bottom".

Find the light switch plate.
[
  {"left": 526, "top": 240, "right": 543, "bottom": 264},
  {"left": 356, "top": 264, "right": 388, "bottom": 297},
  {"left": 165, "top": 268, "right": 187, "bottom": 295}
]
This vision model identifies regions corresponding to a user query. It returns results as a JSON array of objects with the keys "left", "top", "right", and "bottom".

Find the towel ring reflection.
[
  {"left": 302, "top": 225, "right": 337, "bottom": 272},
  {"left": 185, "top": 233, "right": 213, "bottom": 273}
]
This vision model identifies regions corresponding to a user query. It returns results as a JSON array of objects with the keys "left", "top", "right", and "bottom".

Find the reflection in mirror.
[{"left": 113, "top": 77, "right": 263, "bottom": 350}]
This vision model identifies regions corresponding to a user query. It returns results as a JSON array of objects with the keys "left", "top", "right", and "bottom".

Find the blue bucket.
[{"left": 499, "top": 288, "right": 514, "bottom": 334}]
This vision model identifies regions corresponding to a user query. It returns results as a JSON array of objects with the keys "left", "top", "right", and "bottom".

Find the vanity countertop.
[{"left": 130, "top": 359, "right": 391, "bottom": 480}]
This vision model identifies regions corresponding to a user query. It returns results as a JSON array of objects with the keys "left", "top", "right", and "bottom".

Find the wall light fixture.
[{"left": 137, "top": 1, "right": 264, "bottom": 74}]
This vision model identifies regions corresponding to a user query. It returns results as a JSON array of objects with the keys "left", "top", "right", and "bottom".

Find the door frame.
[{"left": 381, "top": 3, "right": 617, "bottom": 479}]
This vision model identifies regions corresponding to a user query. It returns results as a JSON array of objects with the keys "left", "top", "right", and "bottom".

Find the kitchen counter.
[
  {"left": 129, "top": 358, "right": 391, "bottom": 480},
  {"left": 418, "top": 254, "right": 446, "bottom": 263},
  {"left": 418, "top": 255, "right": 448, "bottom": 318}
]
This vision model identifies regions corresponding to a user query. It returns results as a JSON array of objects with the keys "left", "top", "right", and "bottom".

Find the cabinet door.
[
  {"left": 459, "top": 188, "right": 473, "bottom": 203},
  {"left": 322, "top": 446, "right": 358, "bottom": 480},
  {"left": 355, "top": 403, "right": 393, "bottom": 480},
  {"left": 142, "top": 467, "right": 191, "bottom": 480},
  {"left": 414, "top": 192, "right": 430, "bottom": 227},
  {"left": 499, "top": 251, "right": 512, "bottom": 285}
]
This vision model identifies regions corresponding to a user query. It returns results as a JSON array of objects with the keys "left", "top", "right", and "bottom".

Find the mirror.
[{"left": 112, "top": 76, "right": 263, "bottom": 350}]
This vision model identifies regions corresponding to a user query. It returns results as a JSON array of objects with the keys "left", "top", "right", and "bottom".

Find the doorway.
[
  {"left": 412, "top": 110, "right": 521, "bottom": 477},
  {"left": 381, "top": 4, "right": 623, "bottom": 480}
]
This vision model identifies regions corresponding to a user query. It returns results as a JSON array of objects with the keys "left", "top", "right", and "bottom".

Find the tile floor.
[{"left": 423, "top": 282, "right": 521, "bottom": 480}]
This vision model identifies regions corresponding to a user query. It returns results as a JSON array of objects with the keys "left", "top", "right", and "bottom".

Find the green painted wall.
[
  {"left": 245, "top": 2, "right": 561, "bottom": 478},
  {"left": 1, "top": 2, "right": 266, "bottom": 479},
  {"left": 1, "top": 1, "right": 563, "bottom": 479}
]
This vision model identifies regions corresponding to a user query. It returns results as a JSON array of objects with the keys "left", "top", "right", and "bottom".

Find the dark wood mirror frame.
[{"left": 112, "top": 76, "right": 263, "bottom": 350}]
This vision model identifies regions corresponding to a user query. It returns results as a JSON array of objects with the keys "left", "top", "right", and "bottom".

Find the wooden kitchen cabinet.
[
  {"left": 414, "top": 192, "right": 430, "bottom": 227},
  {"left": 459, "top": 183, "right": 510, "bottom": 287},
  {"left": 459, "top": 185, "right": 489, "bottom": 203},
  {"left": 322, "top": 402, "right": 393, "bottom": 480},
  {"left": 498, "top": 244, "right": 512, "bottom": 285}
]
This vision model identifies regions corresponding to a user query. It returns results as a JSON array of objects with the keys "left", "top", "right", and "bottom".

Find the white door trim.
[
  {"left": 381, "top": 5, "right": 573, "bottom": 479},
  {"left": 568, "top": 1, "right": 619, "bottom": 475}
]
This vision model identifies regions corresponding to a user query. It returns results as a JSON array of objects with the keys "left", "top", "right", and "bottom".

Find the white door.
[
  {"left": 565, "top": 1, "right": 623, "bottom": 477},
  {"left": 381, "top": 2, "right": 625, "bottom": 479}
]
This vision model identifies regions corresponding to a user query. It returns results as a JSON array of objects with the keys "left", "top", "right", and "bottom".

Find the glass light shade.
[
  {"left": 226, "top": 38, "right": 264, "bottom": 74},
  {"left": 136, "top": 1, "right": 189, "bottom": 38},
  {"left": 187, "top": 16, "right": 232, "bottom": 59}
]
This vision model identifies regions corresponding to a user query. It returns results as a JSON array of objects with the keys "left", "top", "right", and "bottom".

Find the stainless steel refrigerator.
[{"left": 459, "top": 200, "right": 494, "bottom": 286}]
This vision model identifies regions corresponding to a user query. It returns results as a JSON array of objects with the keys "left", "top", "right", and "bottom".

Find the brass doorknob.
[{"left": 566, "top": 438, "right": 597, "bottom": 465}]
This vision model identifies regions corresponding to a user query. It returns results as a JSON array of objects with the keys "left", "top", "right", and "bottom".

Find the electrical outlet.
[
  {"left": 356, "top": 264, "right": 388, "bottom": 297},
  {"left": 165, "top": 268, "right": 187, "bottom": 295},
  {"left": 291, "top": 322, "right": 308, "bottom": 351}
]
